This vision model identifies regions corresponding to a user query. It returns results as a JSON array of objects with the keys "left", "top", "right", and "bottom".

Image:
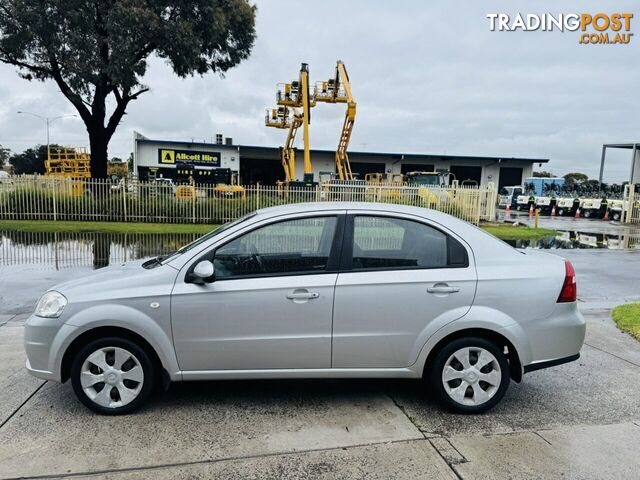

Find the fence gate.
[{"left": 623, "top": 184, "right": 640, "bottom": 223}]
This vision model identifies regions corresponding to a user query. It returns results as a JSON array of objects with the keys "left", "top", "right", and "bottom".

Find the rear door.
[{"left": 332, "top": 212, "right": 477, "bottom": 368}]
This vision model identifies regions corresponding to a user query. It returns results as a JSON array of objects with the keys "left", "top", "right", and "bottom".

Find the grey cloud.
[{"left": 0, "top": 0, "right": 637, "bottom": 181}]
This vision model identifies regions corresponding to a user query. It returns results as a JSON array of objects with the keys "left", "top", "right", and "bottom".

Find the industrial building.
[{"left": 132, "top": 131, "right": 548, "bottom": 190}]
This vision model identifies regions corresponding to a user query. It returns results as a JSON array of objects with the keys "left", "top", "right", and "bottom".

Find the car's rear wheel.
[
  {"left": 430, "top": 337, "right": 510, "bottom": 414},
  {"left": 71, "top": 337, "right": 155, "bottom": 415}
]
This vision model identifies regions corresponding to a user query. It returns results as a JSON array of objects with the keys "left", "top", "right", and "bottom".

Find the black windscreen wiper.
[{"left": 142, "top": 254, "right": 171, "bottom": 269}]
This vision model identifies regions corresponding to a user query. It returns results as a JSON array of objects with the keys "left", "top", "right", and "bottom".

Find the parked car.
[{"left": 25, "top": 203, "right": 585, "bottom": 415}]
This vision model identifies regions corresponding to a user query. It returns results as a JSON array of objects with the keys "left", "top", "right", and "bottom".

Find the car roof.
[
  {"left": 167, "top": 202, "right": 524, "bottom": 271},
  {"left": 255, "top": 201, "right": 455, "bottom": 223}
]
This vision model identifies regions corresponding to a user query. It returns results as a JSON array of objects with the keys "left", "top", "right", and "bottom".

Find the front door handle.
[
  {"left": 287, "top": 290, "right": 320, "bottom": 300},
  {"left": 427, "top": 284, "right": 460, "bottom": 294}
]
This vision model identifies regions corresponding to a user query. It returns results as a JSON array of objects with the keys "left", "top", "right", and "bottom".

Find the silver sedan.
[{"left": 24, "top": 203, "right": 585, "bottom": 414}]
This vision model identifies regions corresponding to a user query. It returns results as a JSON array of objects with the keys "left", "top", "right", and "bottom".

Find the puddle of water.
[
  {"left": 1, "top": 229, "right": 638, "bottom": 271},
  {"left": 0, "top": 231, "right": 200, "bottom": 270},
  {"left": 506, "top": 231, "right": 640, "bottom": 250}
]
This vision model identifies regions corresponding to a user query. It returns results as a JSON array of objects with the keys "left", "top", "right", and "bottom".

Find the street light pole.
[{"left": 16, "top": 111, "right": 78, "bottom": 157}]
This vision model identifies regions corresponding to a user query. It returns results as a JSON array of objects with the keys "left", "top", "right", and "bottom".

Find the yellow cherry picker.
[
  {"left": 315, "top": 60, "right": 356, "bottom": 181},
  {"left": 265, "top": 63, "right": 315, "bottom": 187}
]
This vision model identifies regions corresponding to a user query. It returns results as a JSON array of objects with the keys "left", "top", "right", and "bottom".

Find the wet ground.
[
  {"left": 1, "top": 223, "right": 640, "bottom": 478},
  {"left": 1, "top": 220, "right": 639, "bottom": 313},
  {"left": 499, "top": 210, "right": 640, "bottom": 249}
]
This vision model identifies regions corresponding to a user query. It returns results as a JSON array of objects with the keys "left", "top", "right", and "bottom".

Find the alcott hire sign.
[{"left": 158, "top": 149, "right": 221, "bottom": 166}]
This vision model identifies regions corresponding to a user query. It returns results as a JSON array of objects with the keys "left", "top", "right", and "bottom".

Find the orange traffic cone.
[
  {"left": 551, "top": 205, "right": 556, "bottom": 217},
  {"left": 603, "top": 209, "right": 609, "bottom": 221},
  {"left": 575, "top": 208, "right": 581, "bottom": 219},
  {"left": 529, "top": 204, "right": 534, "bottom": 217},
  {"left": 505, "top": 204, "right": 511, "bottom": 216}
]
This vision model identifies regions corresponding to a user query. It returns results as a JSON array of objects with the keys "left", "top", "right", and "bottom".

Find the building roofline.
[
  {"left": 603, "top": 143, "right": 640, "bottom": 149},
  {"left": 134, "top": 137, "right": 549, "bottom": 163}
]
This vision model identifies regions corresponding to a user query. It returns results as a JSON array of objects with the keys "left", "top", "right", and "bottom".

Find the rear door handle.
[
  {"left": 427, "top": 284, "right": 460, "bottom": 294},
  {"left": 287, "top": 291, "right": 320, "bottom": 300}
]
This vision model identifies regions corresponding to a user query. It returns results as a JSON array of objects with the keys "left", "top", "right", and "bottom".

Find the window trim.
[
  {"left": 339, "top": 213, "right": 469, "bottom": 272},
  {"left": 186, "top": 213, "right": 346, "bottom": 282}
]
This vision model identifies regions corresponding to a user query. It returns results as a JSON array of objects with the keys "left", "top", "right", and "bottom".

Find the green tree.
[
  {"left": 0, "top": 144, "right": 10, "bottom": 168},
  {"left": 532, "top": 171, "right": 553, "bottom": 178},
  {"left": 563, "top": 172, "right": 589, "bottom": 186},
  {"left": 9, "top": 144, "right": 57, "bottom": 174},
  {"left": 0, "top": 1, "right": 256, "bottom": 178}
]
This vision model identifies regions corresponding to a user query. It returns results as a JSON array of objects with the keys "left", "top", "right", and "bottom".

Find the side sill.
[
  {"left": 179, "top": 367, "right": 419, "bottom": 381},
  {"left": 524, "top": 353, "right": 580, "bottom": 374}
]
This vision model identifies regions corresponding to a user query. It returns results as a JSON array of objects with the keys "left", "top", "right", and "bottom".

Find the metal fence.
[{"left": 0, "top": 176, "right": 497, "bottom": 225}]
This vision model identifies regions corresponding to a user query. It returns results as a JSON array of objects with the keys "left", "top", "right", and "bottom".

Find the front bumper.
[{"left": 24, "top": 314, "right": 77, "bottom": 383}]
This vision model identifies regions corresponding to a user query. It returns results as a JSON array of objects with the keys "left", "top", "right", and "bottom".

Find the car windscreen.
[{"left": 160, "top": 212, "right": 257, "bottom": 264}]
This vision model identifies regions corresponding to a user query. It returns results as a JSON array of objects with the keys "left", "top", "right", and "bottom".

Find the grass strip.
[
  {"left": 0, "top": 220, "right": 217, "bottom": 234},
  {"left": 1, "top": 219, "right": 558, "bottom": 241},
  {"left": 611, "top": 303, "right": 640, "bottom": 341}
]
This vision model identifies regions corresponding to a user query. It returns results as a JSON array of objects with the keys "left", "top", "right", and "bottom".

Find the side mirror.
[{"left": 189, "top": 260, "right": 215, "bottom": 284}]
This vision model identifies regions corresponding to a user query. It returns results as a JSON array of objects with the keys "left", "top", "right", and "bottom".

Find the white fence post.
[
  {"left": 256, "top": 183, "right": 261, "bottom": 210},
  {"left": 122, "top": 182, "right": 128, "bottom": 222},
  {"left": 192, "top": 188, "right": 196, "bottom": 223},
  {"left": 52, "top": 178, "right": 58, "bottom": 222}
]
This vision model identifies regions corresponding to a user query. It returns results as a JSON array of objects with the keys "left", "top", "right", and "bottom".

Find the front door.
[
  {"left": 171, "top": 215, "right": 343, "bottom": 372},
  {"left": 332, "top": 214, "right": 477, "bottom": 368}
]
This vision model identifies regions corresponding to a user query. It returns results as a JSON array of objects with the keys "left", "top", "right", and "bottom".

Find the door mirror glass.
[{"left": 190, "top": 260, "right": 215, "bottom": 284}]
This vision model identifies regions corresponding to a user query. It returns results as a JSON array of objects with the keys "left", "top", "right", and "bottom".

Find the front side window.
[
  {"left": 351, "top": 216, "right": 465, "bottom": 270},
  {"left": 213, "top": 217, "right": 338, "bottom": 279}
]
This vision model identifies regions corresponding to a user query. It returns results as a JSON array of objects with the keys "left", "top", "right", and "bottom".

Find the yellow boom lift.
[
  {"left": 265, "top": 106, "right": 299, "bottom": 182},
  {"left": 265, "top": 63, "right": 315, "bottom": 186},
  {"left": 315, "top": 60, "right": 356, "bottom": 181},
  {"left": 45, "top": 146, "right": 91, "bottom": 196},
  {"left": 45, "top": 147, "right": 91, "bottom": 178}
]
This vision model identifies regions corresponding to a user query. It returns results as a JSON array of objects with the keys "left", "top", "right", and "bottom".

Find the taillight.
[{"left": 557, "top": 260, "right": 577, "bottom": 303}]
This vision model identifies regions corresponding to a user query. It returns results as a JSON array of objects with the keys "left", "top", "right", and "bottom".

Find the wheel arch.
[
  {"left": 422, "top": 328, "right": 523, "bottom": 383},
  {"left": 60, "top": 326, "right": 164, "bottom": 383}
]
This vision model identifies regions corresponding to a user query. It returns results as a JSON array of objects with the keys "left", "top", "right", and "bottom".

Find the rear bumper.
[
  {"left": 524, "top": 353, "right": 580, "bottom": 373},
  {"left": 521, "top": 302, "right": 586, "bottom": 368}
]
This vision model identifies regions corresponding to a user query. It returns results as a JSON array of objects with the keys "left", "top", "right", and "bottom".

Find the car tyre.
[
  {"left": 71, "top": 337, "right": 155, "bottom": 415},
  {"left": 430, "top": 337, "right": 510, "bottom": 414}
]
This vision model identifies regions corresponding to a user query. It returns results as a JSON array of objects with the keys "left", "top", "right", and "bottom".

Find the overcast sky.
[{"left": 0, "top": 0, "right": 638, "bottom": 181}]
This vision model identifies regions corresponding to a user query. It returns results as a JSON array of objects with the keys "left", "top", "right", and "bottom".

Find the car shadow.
[{"left": 144, "top": 377, "right": 440, "bottom": 412}]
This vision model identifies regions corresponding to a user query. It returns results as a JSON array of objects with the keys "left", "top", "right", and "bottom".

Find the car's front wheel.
[
  {"left": 70, "top": 337, "right": 155, "bottom": 415},
  {"left": 430, "top": 337, "right": 510, "bottom": 414}
]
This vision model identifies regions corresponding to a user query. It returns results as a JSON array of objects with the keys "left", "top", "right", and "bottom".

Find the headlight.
[{"left": 34, "top": 291, "right": 67, "bottom": 318}]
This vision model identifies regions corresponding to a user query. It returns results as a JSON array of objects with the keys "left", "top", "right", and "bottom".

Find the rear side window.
[{"left": 350, "top": 216, "right": 467, "bottom": 270}]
